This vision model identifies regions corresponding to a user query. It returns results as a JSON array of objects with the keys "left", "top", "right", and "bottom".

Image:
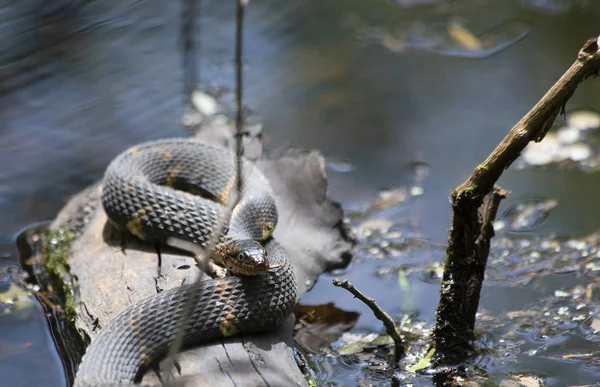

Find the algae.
[{"left": 41, "top": 228, "right": 78, "bottom": 323}]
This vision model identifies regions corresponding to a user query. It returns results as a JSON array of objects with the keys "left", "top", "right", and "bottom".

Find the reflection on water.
[
  {"left": 350, "top": 14, "right": 531, "bottom": 58},
  {"left": 1, "top": 0, "right": 600, "bottom": 385}
]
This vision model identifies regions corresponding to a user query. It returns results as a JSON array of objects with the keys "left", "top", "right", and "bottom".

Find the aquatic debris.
[
  {"left": 294, "top": 303, "right": 360, "bottom": 353},
  {"left": 0, "top": 283, "right": 35, "bottom": 321},
  {"left": 390, "top": 0, "right": 446, "bottom": 7},
  {"left": 182, "top": 89, "right": 219, "bottom": 128},
  {"left": 447, "top": 19, "right": 483, "bottom": 51},
  {"left": 555, "top": 125, "right": 580, "bottom": 144},
  {"left": 519, "top": 110, "right": 600, "bottom": 170},
  {"left": 326, "top": 157, "right": 354, "bottom": 173},
  {"left": 333, "top": 279, "right": 405, "bottom": 361},
  {"left": 371, "top": 188, "right": 409, "bottom": 211},
  {"left": 408, "top": 347, "right": 435, "bottom": 372},
  {"left": 488, "top": 227, "right": 600, "bottom": 285},
  {"left": 567, "top": 110, "right": 600, "bottom": 131},
  {"left": 497, "top": 197, "right": 558, "bottom": 232},
  {"left": 521, "top": 134, "right": 560, "bottom": 166},
  {"left": 337, "top": 333, "right": 381, "bottom": 355},
  {"left": 590, "top": 318, "right": 600, "bottom": 332},
  {"left": 192, "top": 89, "right": 218, "bottom": 116},
  {"left": 410, "top": 186, "right": 424, "bottom": 197},
  {"left": 501, "top": 375, "right": 544, "bottom": 387},
  {"left": 521, "top": 0, "right": 586, "bottom": 15},
  {"left": 347, "top": 13, "right": 531, "bottom": 58},
  {"left": 357, "top": 219, "right": 394, "bottom": 235}
]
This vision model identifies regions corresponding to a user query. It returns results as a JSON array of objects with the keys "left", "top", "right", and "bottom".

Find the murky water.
[{"left": 2, "top": 0, "right": 600, "bottom": 385}]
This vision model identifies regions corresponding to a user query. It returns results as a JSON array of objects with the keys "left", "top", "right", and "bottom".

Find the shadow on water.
[{"left": 2, "top": 0, "right": 600, "bottom": 385}]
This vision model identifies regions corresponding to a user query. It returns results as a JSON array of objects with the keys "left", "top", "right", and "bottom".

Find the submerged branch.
[
  {"left": 433, "top": 36, "right": 600, "bottom": 365},
  {"left": 333, "top": 279, "right": 405, "bottom": 362}
]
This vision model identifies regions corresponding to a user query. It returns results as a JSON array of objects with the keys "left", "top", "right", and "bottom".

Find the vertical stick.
[
  {"left": 432, "top": 36, "right": 600, "bottom": 365},
  {"left": 181, "top": 0, "right": 199, "bottom": 100},
  {"left": 235, "top": 0, "right": 246, "bottom": 196}
]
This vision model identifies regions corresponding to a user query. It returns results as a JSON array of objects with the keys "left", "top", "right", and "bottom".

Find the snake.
[{"left": 73, "top": 138, "right": 297, "bottom": 386}]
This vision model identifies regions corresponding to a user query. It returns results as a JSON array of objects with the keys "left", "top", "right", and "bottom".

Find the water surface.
[{"left": 2, "top": 0, "right": 600, "bottom": 385}]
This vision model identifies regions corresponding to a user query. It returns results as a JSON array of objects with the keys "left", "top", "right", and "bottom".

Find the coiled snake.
[{"left": 74, "top": 138, "right": 297, "bottom": 386}]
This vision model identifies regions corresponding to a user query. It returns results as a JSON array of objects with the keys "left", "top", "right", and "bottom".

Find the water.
[{"left": 2, "top": 0, "right": 600, "bottom": 385}]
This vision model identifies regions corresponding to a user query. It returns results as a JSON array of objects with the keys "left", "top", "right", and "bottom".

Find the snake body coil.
[{"left": 74, "top": 139, "right": 297, "bottom": 386}]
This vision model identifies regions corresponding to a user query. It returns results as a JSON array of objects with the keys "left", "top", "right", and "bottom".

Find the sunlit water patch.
[{"left": 519, "top": 109, "right": 600, "bottom": 170}]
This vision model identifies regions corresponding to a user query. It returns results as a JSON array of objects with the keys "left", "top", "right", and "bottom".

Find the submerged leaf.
[
  {"left": 295, "top": 303, "right": 360, "bottom": 353},
  {"left": 447, "top": 20, "right": 483, "bottom": 50}
]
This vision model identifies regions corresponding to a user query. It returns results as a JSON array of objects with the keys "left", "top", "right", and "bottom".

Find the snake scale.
[{"left": 74, "top": 138, "right": 297, "bottom": 386}]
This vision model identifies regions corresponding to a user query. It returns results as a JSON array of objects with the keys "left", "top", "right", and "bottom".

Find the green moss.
[{"left": 41, "top": 228, "right": 77, "bottom": 323}]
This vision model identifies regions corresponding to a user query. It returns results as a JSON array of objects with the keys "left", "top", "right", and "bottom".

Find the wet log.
[{"left": 50, "top": 124, "right": 354, "bottom": 386}]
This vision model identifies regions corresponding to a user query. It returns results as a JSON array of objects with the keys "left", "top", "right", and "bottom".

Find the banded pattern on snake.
[{"left": 74, "top": 139, "right": 297, "bottom": 386}]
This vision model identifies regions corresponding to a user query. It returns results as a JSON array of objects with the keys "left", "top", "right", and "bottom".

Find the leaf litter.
[{"left": 298, "top": 168, "right": 600, "bottom": 384}]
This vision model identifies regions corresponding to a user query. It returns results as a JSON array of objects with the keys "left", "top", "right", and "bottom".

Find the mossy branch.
[
  {"left": 433, "top": 36, "right": 600, "bottom": 365},
  {"left": 457, "top": 36, "right": 600, "bottom": 199}
]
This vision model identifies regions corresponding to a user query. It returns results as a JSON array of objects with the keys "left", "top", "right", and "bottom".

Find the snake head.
[{"left": 222, "top": 239, "right": 269, "bottom": 276}]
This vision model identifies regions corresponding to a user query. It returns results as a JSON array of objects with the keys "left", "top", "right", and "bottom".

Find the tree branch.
[
  {"left": 333, "top": 279, "right": 405, "bottom": 362},
  {"left": 457, "top": 36, "right": 600, "bottom": 198},
  {"left": 433, "top": 36, "right": 600, "bottom": 365}
]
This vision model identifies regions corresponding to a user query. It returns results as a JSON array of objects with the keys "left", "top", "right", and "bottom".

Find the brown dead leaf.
[
  {"left": 371, "top": 188, "right": 408, "bottom": 211},
  {"left": 447, "top": 20, "right": 482, "bottom": 51},
  {"left": 590, "top": 317, "right": 600, "bottom": 332},
  {"left": 585, "top": 284, "right": 593, "bottom": 303},
  {"left": 506, "top": 310, "right": 538, "bottom": 319},
  {"left": 515, "top": 375, "right": 543, "bottom": 387},
  {"left": 294, "top": 303, "right": 360, "bottom": 353}
]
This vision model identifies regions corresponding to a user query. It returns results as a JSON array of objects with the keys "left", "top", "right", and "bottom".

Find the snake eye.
[{"left": 237, "top": 253, "right": 245, "bottom": 261}]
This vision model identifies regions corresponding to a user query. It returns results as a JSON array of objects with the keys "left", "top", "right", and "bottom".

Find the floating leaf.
[
  {"left": 447, "top": 20, "right": 483, "bottom": 51},
  {"left": 590, "top": 317, "right": 600, "bottom": 332},
  {"left": 337, "top": 341, "right": 366, "bottom": 355},
  {"left": 370, "top": 335, "right": 394, "bottom": 346},
  {"left": 409, "top": 347, "right": 435, "bottom": 372},
  {"left": 294, "top": 303, "right": 360, "bottom": 353},
  {"left": 0, "top": 283, "right": 35, "bottom": 321},
  {"left": 500, "top": 197, "right": 558, "bottom": 231},
  {"left": 513, "top": 375, "right": 543, "bottom": 387},
  {"left": 371, "top": 188, "right": 409, "bottom": 211},
  {"left": 567, "top": 110, "right": 600, "bottom": 131},
  {"left": 191, "top": 90, "right": 217, "bottom": 116},
  {"left": 397, "top": 270, "right": 410, "bottom": 291}
]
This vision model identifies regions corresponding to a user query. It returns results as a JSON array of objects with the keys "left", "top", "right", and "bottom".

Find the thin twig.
[
  {"left": 333, "top": 279, "right": 405, "bottom": 362},
  {"left": 235, "top": 0, "right": 246, "bottom": 194},
  {"left": 163, "top": 1, "right": 248, "bottom": 384},
  {"left": 433, "top": 35, "right": 600, "bottom": 365},
  {"left": 180, "top": 0, "right": 199, "bottom": 100}
]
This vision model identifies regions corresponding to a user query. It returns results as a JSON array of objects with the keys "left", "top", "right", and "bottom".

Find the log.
[{"left": 49, "top": 123, "right": 354, "bottom": 385}]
